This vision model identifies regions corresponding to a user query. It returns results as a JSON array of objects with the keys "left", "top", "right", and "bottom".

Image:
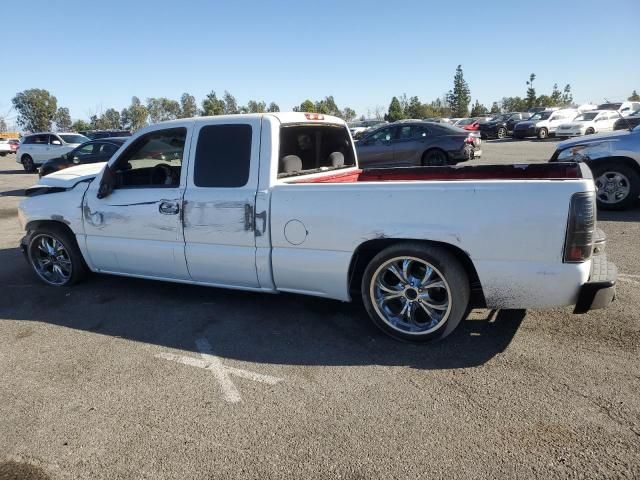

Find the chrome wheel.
[
  {"left": 370, "top": 256, "right": 452, "bottom": 335},
  {"left": 595, "top": 171, "right": 631, "bottom": 205},
  {"left": 29, "top": 234, "right": 73, "bottom": 285},
  {"left": 497, "top": 127, "right": 507, "bottom": 139}
]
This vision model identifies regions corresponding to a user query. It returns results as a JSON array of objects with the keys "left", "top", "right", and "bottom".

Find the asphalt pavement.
[{"left": 0, "top": 140, "right": 639, "bottom": 479}]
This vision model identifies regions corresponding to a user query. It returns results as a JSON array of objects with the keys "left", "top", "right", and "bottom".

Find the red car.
[
  {"left": 454, "top": 118, "right": 480, "bottom": 131},
  {"left": 9, "top": 139, "right": 19, "bottom": 153}
]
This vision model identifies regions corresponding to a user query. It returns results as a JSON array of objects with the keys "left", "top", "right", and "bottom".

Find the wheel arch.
[
  {"left": 421, "top": 147, "right": 449, "bottom": 164},
  {"left": 586, "top": 156, "right": 640, "bottom": 176},
  {"left": 348, "top": 238, "right": 486, "bottom": 307}
]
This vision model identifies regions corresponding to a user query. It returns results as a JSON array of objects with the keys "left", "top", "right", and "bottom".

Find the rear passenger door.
[
  {"left": 393, "top": 125, "right": 431, "bottom": 165},
  {"left": 29, "top": 134, "right": 51, "bottom": 164},
  {"left": 182, "top": 118, "right": 261, "bottom": 288}
]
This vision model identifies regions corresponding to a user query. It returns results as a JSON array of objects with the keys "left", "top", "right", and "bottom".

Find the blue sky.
[{"left": 1, "top": 0, "right": 639, "bottom": 124}]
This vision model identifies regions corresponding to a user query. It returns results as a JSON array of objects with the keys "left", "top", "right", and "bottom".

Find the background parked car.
[
  {"left": 347, "top": 120, "right": 386, "bottom": 139},
  {"left": 479, "top": 112, "right": 530, "bottom": 139},
  {"left": 0, "top": 138, "right": 12, "bottom": 156},
  {"left": 17, "top": 133, "right": 90, "bottom": 172},
  {"left": 550, "top": 124, "right": 640, "bottom": 210},
  {"left": 614, "top": 110, "right": 640, "bottom": 131},
  {"left": 79, "top": 129, "right": 132, "bottom": 139},
  {"left": 597, "top": 101, "right": 640, "bottom": 116},
  {"left": 9, "top": 139, "right": 19, "bottom": 154},
  {"left": 39, "top": 137, "right": 127, "bottom": 177},
  {"left": 512, "top": 108, "right": 577, "bottom": 139},
  {"left": 356, "top": 120, "right": 481, "bottom": 167},
  {"left": 555, "top": 110, "right": 618, "bottom": 138},
  {"left": 453, "top": 118, "right": 480, "bottom": 131}
]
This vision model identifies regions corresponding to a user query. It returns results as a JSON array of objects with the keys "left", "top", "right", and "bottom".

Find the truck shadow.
[
  {"left": 597, "top": 205, "right": 640, "bottom": 222},
  {"left": 0, "top": 247, "right": 525, "bottom": 370}
]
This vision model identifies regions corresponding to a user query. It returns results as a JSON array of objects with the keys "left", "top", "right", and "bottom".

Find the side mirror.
[
  {"left": 51, "top": 140, "right": 62, "bottom": 145},
  {"left": 97, "top": 165, "right": 115, "bottom": 199},
  {"left": 72, "top": 156, "right": 80, "bottom": 164}
]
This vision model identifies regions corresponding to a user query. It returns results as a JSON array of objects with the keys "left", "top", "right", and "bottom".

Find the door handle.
[{"left": 159, "top": 200, "right": 180, "bottom": 215}]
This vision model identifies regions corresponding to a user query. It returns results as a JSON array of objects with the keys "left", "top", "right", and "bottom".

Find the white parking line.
[{"left": 156, "top": 338, "right": 283, "bottom": 404}]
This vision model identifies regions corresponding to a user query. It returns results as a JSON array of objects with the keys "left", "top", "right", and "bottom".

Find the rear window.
[
  {"left": 278, "top": 124, "right": 355, "bottom": 178},
  {"left": 194, "top": 124, "right": 252, "bottom": 188}
]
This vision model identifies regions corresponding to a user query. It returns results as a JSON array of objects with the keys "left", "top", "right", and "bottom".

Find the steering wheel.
[{"left": 150, "top": 163, "right": 173, "bottom": 185}]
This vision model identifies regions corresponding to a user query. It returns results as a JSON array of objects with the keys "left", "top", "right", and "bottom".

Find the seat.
[{"left": 328, "top": 152, "right": 344, "bottom": 167}]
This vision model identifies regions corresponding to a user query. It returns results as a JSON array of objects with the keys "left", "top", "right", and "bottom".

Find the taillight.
[
  {"left": 304, "top": 113, "right": 324, "bottom": 120},
  {"left": 564, "top": 192, "right": 595, "bottom": 263}
]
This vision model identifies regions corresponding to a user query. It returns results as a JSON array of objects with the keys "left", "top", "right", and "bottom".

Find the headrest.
[
  {"left": 282, "top": 155, "right": 302, "bottom": 173},
  {"left": 328, "top": 152, "right": 344, "bottom": 167}
]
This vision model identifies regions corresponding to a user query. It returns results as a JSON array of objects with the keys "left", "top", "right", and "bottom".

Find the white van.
[{"left": 512, "top": 108, "right": 578, "bottom": 139}]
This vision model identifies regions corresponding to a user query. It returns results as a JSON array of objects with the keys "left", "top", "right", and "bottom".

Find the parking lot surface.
[{"left": 1, "top": 141, "right": 639, "bottom": 479}]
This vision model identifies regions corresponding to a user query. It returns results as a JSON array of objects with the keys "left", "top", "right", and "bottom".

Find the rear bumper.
[{"left": 573, "top": 253, "right": 617, "bottom": 314}]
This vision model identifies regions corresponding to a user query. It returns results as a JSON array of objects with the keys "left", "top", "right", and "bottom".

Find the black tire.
[
  {"left": 361, "top": 242, "right": 470, "bottom": 343},
  {"left": 0, "top": 152, "right": 7, "bottom": 157},
  {"left": 27, "top": 225, "right": 88, "bottom": 286},
  {"left": 537, "top": 128, "right": 548, "bottom": 139},
  {"left": 422, "top": 149, "right": 448, "bottom": 166},
  {"left": 591, "top": 163, "right": 640, "bottom": 211},
  {"left": 22, "top": 154, "right": 36, "bottom": 172},
  {"left": 497, "top": 127, "right": 507, "bottom": 139},
  {"left": 585, "top": 128, "right": 595, "bottom": 135}
]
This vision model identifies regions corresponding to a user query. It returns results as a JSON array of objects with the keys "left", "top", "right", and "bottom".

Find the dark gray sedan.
[{"left": 355, "top": 121, "right": 481, "bottom": 168}]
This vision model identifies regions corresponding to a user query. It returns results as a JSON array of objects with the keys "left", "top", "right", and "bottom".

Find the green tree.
[
  {"left": 246, "top": 100, "right": 266, "bottom": 113},
  {"left": 341, "top": 107, "right": 356, "bottom": 122},
  {"left": 267, "top": 102, "right": 280, "bottom": 112},
  {"left": 549, "top": 83, "right": 562, "bottom": 106},
  {"left": 629, "top": 90, "right": 640, "bottom": 101},
  {"left": 315, "top": 96, "right": 341, "bottom": 116},
  {"left": 446, "top": 65, "right": 471, "bottom": 117},
  {"left": 201, "top": 91, "right": 225, "bottom": 116},
  {"left": 470, "top": 100, "right": 487, "bottom": 117},
  {"left": 223, "top": 91, "right": 239, "bottom": 114},
  {"left": 405, "top": 96, "right": 423, "bottom": 119},
  {"left": 535, "top": 95, "right": 552, "bottom": 108},
  {"left": 385, "top": 96, "right": 404, "bottom": 122},
  {"left": 299, "top": 99, "right": 315, "bottom": 112},
  {"left": 121, "top": 96, "right": 148, "bottom": 131},
  {"left": 54, "top": 107, "right": 72, "bottom": 131},
  {"left": 179, "top": 93, "right": 198, "bottom": 118},
  {"left": 12, "top": 88, "right": 58, "bottom": 132},
  {"left": 560, "top": 84, "right": 573, "bottom": 106},
  {"left": 147, "top": 97, "right": 180, "bottom": 123},
  {"left": 501, "top": 96, "right": 527, "bottom": 112},
  {"left": 490, "top": 102, "right": 500, "bottom": 114},
  {"left": 525, "top": 73, "right": 537, "bottom": 109},
  {"left": 71, "top": 119, "right": 91, "bottom": 132},
  {"left": 100, "top": 108, "right": 122, "bottom": 129}
]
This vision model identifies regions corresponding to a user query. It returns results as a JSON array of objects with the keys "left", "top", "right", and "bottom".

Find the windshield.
[
  {"left": 60, "top": 134, "right": 90, "bottom": 144},
  {"left": 598, "top": 103, "right": 621, "bottom": 110},
  {"left": 575, "top": 112, "right": 598, "bottom": 121},
  {"left": 278, "top": 124, "right": 355, "bottom": 178},
  {"left": 529, "top": 112, "right": 552, "bottom": 121}
]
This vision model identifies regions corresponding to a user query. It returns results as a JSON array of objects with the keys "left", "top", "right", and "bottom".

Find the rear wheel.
[
  {"left": 362, "top": 243, "right": 470, "bottom": 343},
  {"left": 497, "top": 127, "right": 507, "bottom": 139},
  {"left": 585, "top": 127, "right": 595, "bottom": 135},
  {"left": 422, "top": 149, "right": 448, "bottom": 166},
  {"left": 537, "top": 127, "right": 548, "bottom": 139},
  {"left": 592, "top": 163, "right": 640, "bottom": 210},
  {"left": 22, "top": 154, "right": 35, "bottom": 172}
]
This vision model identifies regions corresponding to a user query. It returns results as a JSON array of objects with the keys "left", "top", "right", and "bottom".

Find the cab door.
[
  {"left": 182, "top": 117, "right": 261, "bottom": 288},
  {"left": 82, "top": 123, "right": 192, "bottom": 279}
]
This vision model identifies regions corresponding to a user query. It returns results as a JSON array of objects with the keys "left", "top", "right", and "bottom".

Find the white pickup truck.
[{"left": 18, "top": 113, "right": 617, "bottom": 342}]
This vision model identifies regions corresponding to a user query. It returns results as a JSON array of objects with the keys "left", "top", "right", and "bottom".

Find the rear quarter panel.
[{"left": 269, "top": 179, "right": 594, "bottom": 308}]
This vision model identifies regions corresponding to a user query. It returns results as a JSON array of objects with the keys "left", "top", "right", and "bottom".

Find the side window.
[
  {"left": 100, "top": 143, "right": 119, "bottom": 156},
  {"left": 33, "top": 134, "right": 49, "bottom": 144},
  {"left": 411, "top": 126, "right": 429, "bottom": 138},
  {"left": 194, "top": 124, "right": 252, "bottom": 188},
  {"left": 23, "top": 136, "right": 35, "bottom": 145},
  {"left": 113, "top": 128, "right": 186, "bottom": 188},
  {"left": 399, "top": 126, "right": 412, "bottom": 139},
  {"left": 76, "top": 143, "right": 97, "bottom": 156},
  {"left": 371, "top": 127, "right": 393, "bottom": 142}
]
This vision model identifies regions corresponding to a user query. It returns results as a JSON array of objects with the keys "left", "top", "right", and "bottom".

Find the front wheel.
[
  {"left": 497, "top": 127, "right": 507, "bottom": 139},
  {"left": 362, "top": 243, "right": 470, "bottom": 343},
  {"left": 27, "top": 226, "right": 88, "bottom": 286},
  {"left": 537, "top": 128, "right": 548, "bottom": 139},
  {"left": 592, "top": 163, "right": 640, "bottom": 210},
  {"left": 585, "top": 128, "right": 595, "bottom": 135}
]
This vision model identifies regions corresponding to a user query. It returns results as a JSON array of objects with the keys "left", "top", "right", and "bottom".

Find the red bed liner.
[{"left": 293, "top": 162, "right": 584, "bottom": 183}]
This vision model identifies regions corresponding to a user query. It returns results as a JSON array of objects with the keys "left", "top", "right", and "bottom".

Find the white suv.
[
  {"left": 556, "top": 110, "right": 619, "bottom": 138},
  {"left": 512, "top": 108, "right": 578, "bottom": 139},
  {"left": 17, "top": 132, "right": 89, "bottom": 172}
]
